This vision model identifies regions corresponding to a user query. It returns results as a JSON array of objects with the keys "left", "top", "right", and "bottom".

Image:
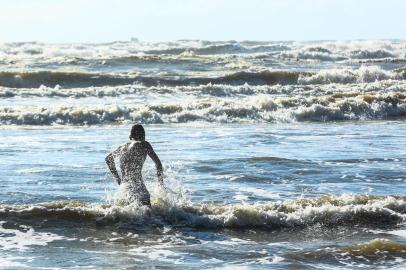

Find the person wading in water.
[{"left": 105, "top": 124, "right": 164, "bottom": 206}]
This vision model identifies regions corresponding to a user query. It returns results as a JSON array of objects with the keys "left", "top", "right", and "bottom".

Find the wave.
[
  {"left": 0, "top": 195, "right": 404, "bottom": 229},
  {"left": 275, "top": 41, "right": 406, "bottom": 62},
  {"left": 0, "top": 71, "right": 138, "bottom": 89},
  {"left": 350, "top": 49, "right": 396, "bottom": 59},
  {"left": 277, "top": 49, "right": 346, "bottom": 62},
  {"left": 349, "top": 58, "right": 406, "bottom": 64},
  {"left": 1, "top": 67, "right": 404, "bottom": 89},
  {"left": 2, "top": 40, "right": 404, "bottom": 57},
  {"left": 41, "top": 54, "right": 197, "bottom": 66},
  {"left": 1, "top": 92, "right": 405, "bottom": 125},
  {"left": 0, "top": 70, "right": 307, "bottom": 89},
  {"left": 287, "top": 238, "right": 406, "bottom": 263},
  {"left": 325, "top": 157, "right": 406, "bottom": 164},
  {"left": 298, "top": 66, "right": 405, "bottom": 84},
  {"left": 2, "top": 78, "right": 406, "bottom": 99},
  {"left": 279, "top": 49, "right": 402, "bottom": 62},
  {"left": 144, "top": 43, "right": 245, "bottom": 55},
  {"left": 341, "top": 239, "right": 406, "bottom": 256},
  {"left": 144, "top": 43, "right": 290, "bottom": 55},
  {"left": 281, "top": 51, "right": 405, "bottom": 63}
]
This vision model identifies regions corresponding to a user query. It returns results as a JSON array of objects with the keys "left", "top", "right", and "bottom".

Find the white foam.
[
  {"left": 387, "top": 229, "right": 406, "bottom": 238},
  {"left": 298, "top": 66, "right": 401, "bottom": 84},
  {"left": 129, "top": 244, "right": 186, "bottom": 264},
  {"left": 0, "top": 257, "right": 28, "bottom": 268},
  {"left": 2, "top": 90, "right": 405, "bottom": 125},
  {"left": 283, "top": 40, "right": 406, "bottom": 61},
  {"left": 239, "top": 187, "right": 281, "bottom": 199},
  {"left": 0, "top": 222, "right": 66, "bottom": 251},
  {"left": 1, "top": 40, "right": 404, "bottom": 65}
]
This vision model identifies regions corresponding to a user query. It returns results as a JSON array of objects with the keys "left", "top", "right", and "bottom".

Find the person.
[{"left": 105, "top": 124, "right": 163, "bottom": 206}]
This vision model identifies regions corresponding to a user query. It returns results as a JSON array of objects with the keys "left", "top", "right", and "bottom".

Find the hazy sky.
[{"left": 0, "top": 0, "right": 405, "bottom": 42}]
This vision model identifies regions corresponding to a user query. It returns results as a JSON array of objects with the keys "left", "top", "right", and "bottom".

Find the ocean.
[{"left": 0, "top": 40, "right": 405, "bottom": 269}]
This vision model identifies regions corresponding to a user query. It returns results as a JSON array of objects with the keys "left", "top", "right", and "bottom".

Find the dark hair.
[{"left": 129, "top": 124, "right": 145, "bottom": 141}]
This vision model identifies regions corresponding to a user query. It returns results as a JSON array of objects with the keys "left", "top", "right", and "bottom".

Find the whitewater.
[{"left": 0, "top": 40, "right": 405, "bottom": 269}]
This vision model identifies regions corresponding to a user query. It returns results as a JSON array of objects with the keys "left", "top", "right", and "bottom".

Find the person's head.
[{"left": 129, "top": 124, "right": 145, "bottom": 141}]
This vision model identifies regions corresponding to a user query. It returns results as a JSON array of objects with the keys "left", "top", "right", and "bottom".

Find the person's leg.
[{"left": 140, "top": 192, "right": 151, "bottom": 207}]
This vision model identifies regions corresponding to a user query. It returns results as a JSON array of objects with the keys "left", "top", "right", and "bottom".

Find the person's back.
[
  {"left": 117, "top": 141, "right": 147, "bottom": 182},
  {"left": 105, "top": 125, "right": 163, "bottom": 206}
]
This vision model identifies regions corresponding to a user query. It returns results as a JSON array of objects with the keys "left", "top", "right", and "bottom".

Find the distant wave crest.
[{"left": 298, "top": 66, "right": 405, "bottom": 84}]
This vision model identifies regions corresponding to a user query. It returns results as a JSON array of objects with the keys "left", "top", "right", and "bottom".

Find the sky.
[{"left": 0, "top": 0, "right": 405, "bottom": 43}]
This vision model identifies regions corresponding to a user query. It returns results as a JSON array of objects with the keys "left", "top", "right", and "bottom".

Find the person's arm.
[
  {"left": 105, "top": 152, "right": 121, "bottom": 185},
  {"left": 145, "top": 141, "right": 164, "bottom": 186}
]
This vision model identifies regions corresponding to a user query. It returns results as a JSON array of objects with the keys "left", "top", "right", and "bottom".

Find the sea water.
[{"left": 0, "top": 40, "right": 405, "bottom": 269}]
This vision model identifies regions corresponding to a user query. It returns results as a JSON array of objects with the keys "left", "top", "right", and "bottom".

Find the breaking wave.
[
  {"left": 278, "top": 48, "right": 402, "bottom": 62},
  {"left": 1, "top": 40, "right": 404, "bottom": 58},
  {"left": 0, "top": 67, "right": 403, "bottom": 89},
  {"left": 278, "top": 49, "right": 346, "bottom": 62},
  {"left": 141, "top": 43, "right": 291, "bottom": 55},
  {"left": 350, "top": 49, "right": 396, "bottom": 59},
  {"left": 287, "top": 238, "right": 406, "bottom": 264},
  {"left": 1, "top": 78, "right": 406, "bottom": 99},
  {"left": 298, "top": 66, "right": 405, "bottom": 84},
  {"left": 0, "top": 70, "right": 305, "bottom": 88},
  {"left": 340, "top": 239, "right": 406, "bottom": 256},
  {"left": 0, "top": 71, "right": 138, "bottom": 89},
  {"left": 1, "top": 92, "right": 405, "bottom": 125},
  {"left": 0, "top": 195, "right": 404, "bottom": 229},
  {"left": 275, "top": 40, "right": 406, "bottom": 61}
]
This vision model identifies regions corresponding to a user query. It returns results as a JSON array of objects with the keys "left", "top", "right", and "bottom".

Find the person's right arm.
[{"left": 105, "top": 152, "right": 121, "bottom": 185}]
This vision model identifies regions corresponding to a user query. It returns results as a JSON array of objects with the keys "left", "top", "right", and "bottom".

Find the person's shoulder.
[
  {"left": 115, "top": 142, "right": 130, "bottom": 151},
  {"left": 121, "top": 142, "right": 131, "bottom": 148},
  {"left": 144, "top": 140, "right": 152, "bottom": 146},
  {"left": 143, "top": 141, "right": 153, "bottom": 149}
]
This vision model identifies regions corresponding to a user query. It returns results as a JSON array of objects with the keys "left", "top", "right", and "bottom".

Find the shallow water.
[
  {"left": 1, "top": 123, "right": 405, "bottom": 269},
  {"left": 0, "top": 40, "right": 406, "bottom": 269}
]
